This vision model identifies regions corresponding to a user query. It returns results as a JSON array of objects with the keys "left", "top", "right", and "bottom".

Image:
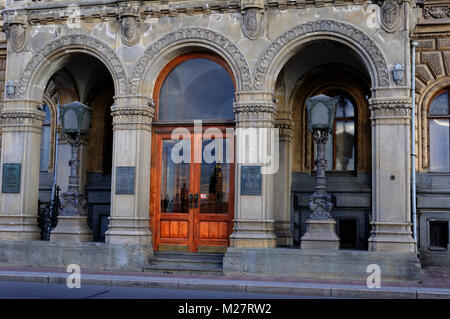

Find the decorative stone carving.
[
  {"left": 8, "top": 23, "right": 26, "bottom": 52},
  {"left": 254, "top": 20, "right": 390, "bottom": 89},
  {"left": 121, "top": 16, "right": 140, "bottom": 46},
  {"left": 111, "top": 105, "right": 155, "bottom": 131},
  {"left": 131, "top": 28, "right": 251, "bottom": 93},
  {"left": 275, "top": 119, "right": 294, "bottom": 142},
  {"left": 1, "top": 109, "right": 45, "bottom": 130},
  {"left": 369, "top": 99, "right": 412, "bottom": 118},
  {"left": 119, "top": 4, "right": 140, "bottom": 47},
  {"left": 3, "top": 14, "right": 28, "bottom": 53},
  {"left": 380, "top": 0, "right": 401, "bottom": 33},
  {"left": 242, "top": 8, "right": 263, "bottom": 40},
  {"left": 17, "top": 35, "right": 127, "bottom": 98},
  {"left": 233, "top": 102, "right": 277, "bottom": 127},
  {"left": 423, "top": 6, "right": 450, "bottom": 19}
]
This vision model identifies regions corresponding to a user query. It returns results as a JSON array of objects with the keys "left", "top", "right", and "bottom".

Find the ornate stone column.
[
  {"left": 229, "top": 93, "right": 278, "bottom": 248},
  {"left": 273, "top": 118, "right": 294, "bottom": 246},
  {"left": 368, "top": 98, "right": 415, "bottom": 252},
  {"left": 105, "top": 95, "right": 154, "bottom": 247},
  {"left": 0, "top": 99, "right": 44, "bottom": 240}
]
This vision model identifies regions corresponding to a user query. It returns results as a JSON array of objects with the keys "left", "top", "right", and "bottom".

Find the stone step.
[{"left": 143, "top": 252, "right": 224, "bottom": 275}]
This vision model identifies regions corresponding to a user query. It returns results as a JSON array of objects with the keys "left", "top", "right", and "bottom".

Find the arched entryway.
[
  {"left": 150, "top": 52, "right": 236, "bottom": 253},
  {"left": 272, "top": 39, "right": 372, "bottom": 250},
  {"left": 37, "top": 53, "right": 115, "bottom": 242}
]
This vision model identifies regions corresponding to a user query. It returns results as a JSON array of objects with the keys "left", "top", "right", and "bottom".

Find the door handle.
[
  {"left": 194, "top": 194, "right": 199, "bottom": 208},
  {"left": 189, "top": 194, "right": 193, "bottom": 209}
]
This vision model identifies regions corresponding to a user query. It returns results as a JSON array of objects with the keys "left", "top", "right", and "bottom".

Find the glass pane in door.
[
  {"left": 199, "top": 139, "right": 230, "bottom": 214},
  {"left": 160, "top": 139, "right": 191, "bottom": 213}
]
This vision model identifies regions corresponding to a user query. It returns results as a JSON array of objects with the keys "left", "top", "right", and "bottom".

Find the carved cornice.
[
  {"left": 369, "top": 99, "right": 412, "bottom": 118},
  {"left": 1, "top": 109, "right": 45, "bottom": 129},
  {"left": 111, "top": 105, "right": 155, "bottom": 130},
  {"left": 233, "top": 102, "right": 276, "bottom": 127},
  {"left": 131, "top": 28, "right": 251, "bottom": 93},
  {"left": 254, "top": 20, "right": 390, "bottom": 89},
  {"left": 275, "top": 118, "right": 294, "bottom": 141},
  {"left": 16, "top": 34, "right": 127, "bottom": 99},
  {"left": 423, "top": 5, "right": 450, "bottom": 20}
]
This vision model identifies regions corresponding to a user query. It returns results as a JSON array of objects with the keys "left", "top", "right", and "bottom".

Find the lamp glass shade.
[
  {"left": 60, "top": 101, "right": 93, "bottom": 137},
  {"left": 306, "top": 94, "right": 337, "bottom": 133}
]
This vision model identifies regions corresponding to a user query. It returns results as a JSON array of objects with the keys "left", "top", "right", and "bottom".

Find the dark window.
[
  {"left": 338, "top": 218, "right": 357, "bottom": 250},
  {"left": 428, "top": 90, "right": 450, "bottom": 171},
  {"left": 158, "top": 57, "right": 235, "bottom": 121},
  {"left": 429, "top": 220, "right": 449, "bottom": 250}
]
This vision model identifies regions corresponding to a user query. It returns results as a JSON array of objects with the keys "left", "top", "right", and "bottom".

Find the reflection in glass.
[
  {"left": 161, "top": 140, "right": 190, "bottom": 213},
  {"left": 336, "top": 95, "right": 355, "bottom": 117},
  {"left": 335, "top": 120, "right": 355, "bottom": 171},
  {"left": 200, "top": 139, "right": 230, "bottom": 214},
  {"left": 159, "top": 58, "right": 235, "bottom": 121},
  {"left": 429, "top": 92, "right": 449, "bottom": 115},
  {"left": 429, "top": 119, "right": 450, "bottom": 171}
]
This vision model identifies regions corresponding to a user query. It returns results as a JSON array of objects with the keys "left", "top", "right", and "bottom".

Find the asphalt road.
[{"left": 0, "top": 280, "right": 322, "bottom": 299}]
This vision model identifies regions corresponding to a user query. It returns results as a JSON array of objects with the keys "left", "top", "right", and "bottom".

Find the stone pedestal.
[
  {"left": 300, "top": 218, "right": 339, "bottom": 250},
  {"left": 50, "top": 216, "right": 93, "bottom": 242}
]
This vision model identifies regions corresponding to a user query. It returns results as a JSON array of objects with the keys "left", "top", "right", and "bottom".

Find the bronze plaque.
[
  {"left": 240, "top": 165, "right": 261, "bottom": 195},
  {"left": 115, "top": 166, "right": 135, "bottom": 195},
  {"left": 2, "top": 163, "right": 21, "bottom": 193}
]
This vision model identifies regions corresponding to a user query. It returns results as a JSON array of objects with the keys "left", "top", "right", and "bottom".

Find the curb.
[{"left": 0, "top": 271, "right": 449, "bottom": 299}]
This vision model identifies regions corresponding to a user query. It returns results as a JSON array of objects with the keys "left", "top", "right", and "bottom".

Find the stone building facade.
[{"left": 0, "top": 0, "right": 448, "bottom": 282}]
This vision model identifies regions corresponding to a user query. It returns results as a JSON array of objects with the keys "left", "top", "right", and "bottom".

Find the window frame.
[
  {"left": 40, "top": 95, "right": 58, "bottom": 173},
  {"left": 309, "top": 88, "right": 358, "bottom": 173},
  {"left": 153, "top": 52, "right": 236, "bottom": 124},
  {"left": 427, "top": 88, "right": 450, "bottom": 172}
]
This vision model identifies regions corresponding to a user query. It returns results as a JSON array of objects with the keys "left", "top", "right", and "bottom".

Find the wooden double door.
[{"left": 151, "top": 126, "right": 235, "bottom": 253}]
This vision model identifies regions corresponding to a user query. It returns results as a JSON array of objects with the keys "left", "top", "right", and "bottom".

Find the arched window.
[
  {"left": 157, "top": 53, "right": 235, "bottom": 121},
  {"left": 39, "top": 104, "right": 52, "bottom": 172},
  {"left": 313, "top": 92, "right": 356, "bottom": 171},
  {"left": 428, "top": 90, "right": 450, "bottom": 172}
]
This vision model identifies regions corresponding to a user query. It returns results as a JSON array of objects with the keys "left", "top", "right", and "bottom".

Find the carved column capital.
[
  {"left": 369, "top": 98, "right": 412, "bottom": 123},
  {"left": 1, "top": 101, "right": 45, "bottom": 132},
  {"left": 233, "top": 101, "right": 277, "bottom": 128},
  {"left": 275, "top": 118, "right": 294, "bottom": 142}
]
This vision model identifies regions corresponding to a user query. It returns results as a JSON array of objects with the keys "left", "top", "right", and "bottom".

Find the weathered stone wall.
[{"left": 413, "top": 1, "right": 450, "bottom": 266}]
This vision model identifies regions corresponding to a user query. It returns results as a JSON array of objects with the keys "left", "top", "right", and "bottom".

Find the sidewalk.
[{"left": 0, "top": 266, "right": 448, "bottom": 299}]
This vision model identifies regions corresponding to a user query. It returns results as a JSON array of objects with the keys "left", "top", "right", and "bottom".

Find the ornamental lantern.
[
  {"left": 60, "top": 101, "right": 93, "bottom": 139},
  {"left": 306, "top": 94, "right": 337, "bottom": 134}
]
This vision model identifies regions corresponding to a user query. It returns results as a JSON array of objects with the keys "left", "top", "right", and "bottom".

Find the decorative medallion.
[
  {"left": 381, "top": 0, "right": 401, "bottom": 33},
  {"left": 242, "top": 8, "right": 263, "bottom": 40},
  {"left": 119, "top": 3, "right": 140, "bottom": 46},
  {"left": 121, "top": 16, "right": 140, "bottom": 46}
]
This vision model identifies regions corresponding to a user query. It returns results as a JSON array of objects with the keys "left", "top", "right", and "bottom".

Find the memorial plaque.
[
  {"left": 2, "top": 163, "right": 21, "bottom": 193},
  {"left": 240, "top": 165, "right": 262, "bottom": 195},
  {"left": 115, "top": 166, "right": 135, "bottom": 195}
]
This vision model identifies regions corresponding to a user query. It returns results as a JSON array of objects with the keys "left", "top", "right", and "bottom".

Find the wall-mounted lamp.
[
  {"left": 6, "top": 80, "right": 16, "bottom": 96},
  {"left": 393, "top": 63, "right": 404, "bottom": 85}
]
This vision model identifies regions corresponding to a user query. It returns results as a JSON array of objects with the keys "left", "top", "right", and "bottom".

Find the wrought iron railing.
[{"left": 37, "top": 185, "right": 62, "bottom": 240}]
